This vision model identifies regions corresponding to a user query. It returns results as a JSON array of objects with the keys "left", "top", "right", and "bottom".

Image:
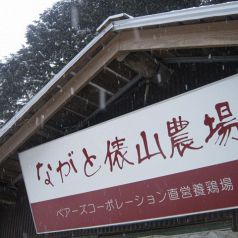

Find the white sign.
[{"left": 19, "top": 74, "right": 238, "bottom": 233}]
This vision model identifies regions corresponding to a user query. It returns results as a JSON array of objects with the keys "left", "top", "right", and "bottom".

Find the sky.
[{"left": 0, "top": 0, "right": 59, "bottom": 61}]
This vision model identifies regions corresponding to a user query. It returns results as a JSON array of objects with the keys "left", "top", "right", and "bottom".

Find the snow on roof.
[
  {"left": 96, "top": 13, "right": 133, "bottom": 32},
  {"left": 113, "top": 1, "right": 238, "bottom": 31}
]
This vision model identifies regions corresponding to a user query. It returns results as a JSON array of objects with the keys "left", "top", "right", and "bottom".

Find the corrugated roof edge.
[
  {"left": 97, "top": 13, "right": 133, "bottom": 32},
  {"left": 1, "top": 1, "right": 238, "bottom": 140},
  {"left": 113, "top": 1, "right": 238, "bottom": 30}
]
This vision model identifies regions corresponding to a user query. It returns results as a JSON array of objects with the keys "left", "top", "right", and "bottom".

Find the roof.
[
  {"left": 113, "top": 1, "right": 238, "bottom": 30},
  {"left": 0, "top": 2, "right": 238, "bottom": 188}
]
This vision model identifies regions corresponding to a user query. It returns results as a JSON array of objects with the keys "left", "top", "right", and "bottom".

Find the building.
[{"left": 0, "top": 2, "right": 238, "bottom": 238}]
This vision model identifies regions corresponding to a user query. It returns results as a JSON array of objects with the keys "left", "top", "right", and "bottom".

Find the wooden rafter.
[
  {"left": 88, "top": 82, "right": 114, "bottom": 96},
  {"left": 63, "top": 106, "right": 87, "bottom": 119},
  {"left": 104, "top": 66, "right": 129, "bottom": 82},
  {"left": 73, "top": 94, "right": 98, "bottom": 107}
]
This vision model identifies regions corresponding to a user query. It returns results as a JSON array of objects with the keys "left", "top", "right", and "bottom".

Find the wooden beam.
[
  {"left": 118, "top": 20, "right": 238, "bottom": 51},
  {"left": 89, "top": 82, "right": 114, "bottom": 96},
  {"left": 104, "top": 66, "right": 129, "bottom": 82},
  {"left": 0, "top": 37, "right": 119, "bottom": 164},
  {"left": 124, "top": 52, "right": 158, "bottom": 78},
  {"left": 63, "top": 106, "right": 86, "bottom": 119},
  {"left": 73, "top": 94, "right": 98, "bottom": 107},
  {"left": 162, "top": 55, "right": 238, "bottom": 63}
]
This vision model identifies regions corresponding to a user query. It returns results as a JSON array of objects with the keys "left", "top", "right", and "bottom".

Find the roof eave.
[{"left": 113, "top": 2, "right": 238, "bottom": 31}]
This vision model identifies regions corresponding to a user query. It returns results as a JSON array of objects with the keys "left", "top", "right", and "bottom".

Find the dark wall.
[{"left": 0, "top": 184, "right": 35, "bottom": 238}]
